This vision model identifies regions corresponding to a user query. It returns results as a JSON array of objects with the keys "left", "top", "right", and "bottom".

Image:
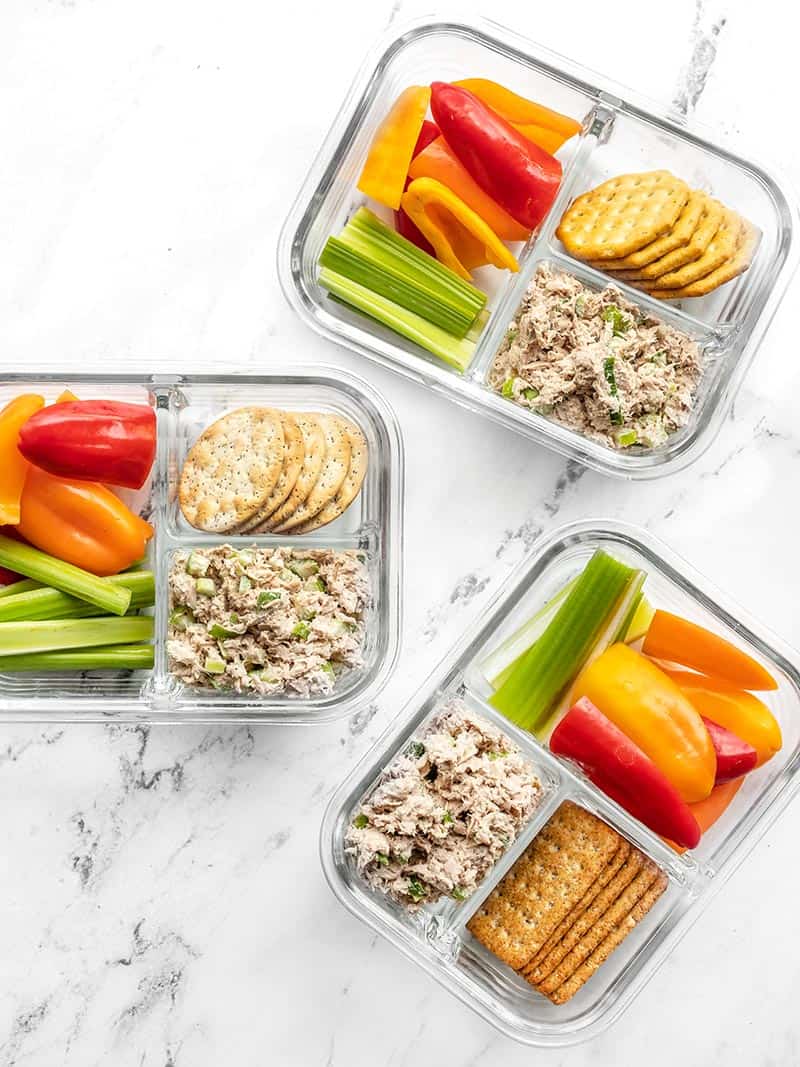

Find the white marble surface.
[{"left": 1, "top": 0, "right": 799, "bottom": 1063}]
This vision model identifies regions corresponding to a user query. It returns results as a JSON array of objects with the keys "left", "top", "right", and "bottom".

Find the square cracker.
[
  {"left": 610, "top": 195, "right": 724, "bottom": 280},
  {"left": 524, "top": 839, "right": 631, "bottom": 973},
  {"left": 466, "top": 802, "right": 620, "bottom": 971},
  {"left": 545, "top": 873, "right": 668, "bottom": 1005},
  {"left": 556, "top": 171, "right": 690, "bottom": 261},
  {"left": 588, "top": 190, "right": 706, "bottom": 270},
  {"left": 648, "top": 219, "right": 760, "bottom": 299},
  {"left": 521, "top": 847, "right": 646, "bottom": 985},
  {"left": 532, "top": 858, "right": 659, "bottom": 994}
]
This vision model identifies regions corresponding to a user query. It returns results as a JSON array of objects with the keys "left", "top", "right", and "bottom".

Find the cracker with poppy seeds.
[
  {"left": 179, "top": 407, "right": 285, "bottom": 533},
  {"left": 466, "top": 802, "right": 620, "bottom": 971},
  {"left": 544, "top": 872, "right": 668, "bottom": 1005},
  {"left": 259, "top": 413, "right": 327, "bottom": 531},
  {"left": 529, "top": 855, "right": 659, "bottom": 993},
  {"left": 557, "top": 171, "right": 690, "bottom": 261},
  {"left": 294, "top": 419, "right": 369, "bottom": 533},
  {"left": 523, "top": 838, "right": 632, "bottom": 974},
  {"left": 274, "top": 414, "right": 352, "bottom": 532},
  {"left": 238, "top": 410, "right": 305, "bottom": 532}
]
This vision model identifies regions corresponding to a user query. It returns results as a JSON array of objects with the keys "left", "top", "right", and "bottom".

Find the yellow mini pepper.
[
  {"left": 401, "top": 177, "right": 519, "bottom": 280},
  {"left": 574, "top": 643, "right": 717, "bottom": 804},
  {"left": 0, "top": 394, "right": 45, "bottom": 525},
  {"left": 357, "top": 85, "right": 431, "bottom": 210}
]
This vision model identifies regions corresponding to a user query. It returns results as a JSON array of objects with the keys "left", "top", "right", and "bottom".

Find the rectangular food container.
[
  {"left": 0, "top": 368, "right": 403, "bottom": 724},
  {"left": 280, "top": 14, "right": 798, "bottom": 478},
  {"left": 321, "top": 519, "right": 800, "bottom": 1045}
]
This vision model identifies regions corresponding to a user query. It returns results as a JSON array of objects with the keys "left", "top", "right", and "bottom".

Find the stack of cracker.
[
  {"left": 557, "top": 170, "right": 759, "bottom": 300},
  {"left": 179, "top": 407, "right": 368, "bottom": 535},
  {"left": 467, "top": 801, "right": 667, "bottom": 1005}
]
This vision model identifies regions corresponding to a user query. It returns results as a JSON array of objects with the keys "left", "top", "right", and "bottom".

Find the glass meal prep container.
[
  {"left": 321, "top": 519, "right": 800, "bottom": 1046},
  {"left": 0, "top": 368, "right": 403, "bottom": 724},
  {"left": 279, "top": 14, "right": 798, "bottom": 479}
]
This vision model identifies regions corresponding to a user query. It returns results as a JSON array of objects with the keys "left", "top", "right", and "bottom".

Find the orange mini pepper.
[
  {"left": 401, "top": 177, "right": 519, "bottom": 280},
  {"left": 574, "top": 643, "right": 716, "bottom": 804},
  {"left": 663, "top": 670, "right": 782, "bottom": 767},
  {"left": 358, "top": 85, "right": 431, "bottom": 210},
  {"left": 0, "top": 394, "right": 45, "bottom": 525},
  {"left": 643, "top": 610, "right": 777, "bottom": 691},
  {"left": 17, "top": 466, "right": 153, "bottom": 576},
  {"left": 513, "top": 122, "right": 572, "bottom": 156},
  {"left": 408, "top": 137, "right": 531, "bottom": 242},
  {"left": 669, "top": 778, "right": 744, "bottom": 854},
  {"left": 453, "top": 78, "right": 582, "bottom": 140}
]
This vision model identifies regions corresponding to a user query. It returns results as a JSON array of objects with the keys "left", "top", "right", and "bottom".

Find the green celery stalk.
[
  {"left": 0, "top": 571, "right": 154, "bottom": 622},
  {"left": 490, "top": 550, "right": 636, "bottom": 733},
  {"left": 481, "top": 576, "right": 579, "bottom": 689},
  {"left": 0, "top": 578, "right": 42, "bottom": 599},
  {"left": 0, "top": 644, "right": 154, "bottom": 671},
  {"left": 0, "top": 615, "right": 152, "bottom": 656},
  {"left": 348, "top": 208, "right": 485, "bottom": 312},
  {"left": 320, "top": 268, "right": 476, "bottom": 372},
  {"left": 321, "top": 235, "right": 481, "bottom": 339},
  {"left": 539, "top": 570, "right": 646, "bottom": 741},
  {"left": 0, "top": 535, "right": 131, "bottom": 616}
]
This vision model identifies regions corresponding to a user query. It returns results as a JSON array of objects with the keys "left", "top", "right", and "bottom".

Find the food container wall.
[
  {"left": 321, "top": 519, "right": 800, "bottom": 1045},
  {"left": 279, "top": 16, "right": 798, "bottom": 479},
  {"left": 0, "top": 369, "right": 403, "bottom": 724}
]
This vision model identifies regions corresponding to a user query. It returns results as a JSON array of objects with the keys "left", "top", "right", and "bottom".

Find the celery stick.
[
  {"left": 490, "top": 550, "right": 636, "bottom": 733},
  {"left": 0, "top": 615, "right": 152, "bottom": 656},
  {"left": 320, "top": 268, "right": 476, "bottom": 372},
  {"left": 0, "top": 644, "right": 154, "bottom": 671},
  {"left": 0, "top": 535, "right": 131, "bottom": 616},
  {"left": 0, "top": 571, "right": 154, "bottom": 623},
  {"left": 481, "top": 576, "right": 579, "bottom": 688},
  {"left": 0, "top": 578, "right": 42, "bottom": 599},
  {"left": 539, "top": 570, "right": 645, "bottom": 741}
]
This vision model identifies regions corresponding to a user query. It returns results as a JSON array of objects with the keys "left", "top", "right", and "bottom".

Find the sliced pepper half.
[
  {"left": 357, "top": 85, "right": 431, "bottom": 210},
  {"left": 401, "top": 177, "right": 519, "bottom": 280},
  {"left": 452, "top": 78, "right": 582, "bottom": 139}
]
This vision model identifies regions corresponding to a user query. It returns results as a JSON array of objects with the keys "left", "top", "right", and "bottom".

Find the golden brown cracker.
[
  {"left": 521, "top": 848, "right": 645, "bottom": 985},
  {"left": 466, "top": 802, "right": 620, "bottom": 971},
  {"left": 612, "top": 196, "right": 724, "bottom": 280},
  {"left": 647, "top": 207, "right": 742, "bottom": 290},
  {"left": 557, "top": 171, "right": 690, "bottom": 261},
  {"left": 545, "top": 873, "right": 668, "bottom": 1005},
  {"left": 589, "top": 190, "right": 706, "bottom": 270},
  {"left": 650, "top": 219, "right": 759, "bottom": 299},
  {"left": 179, "top": 407, "right": 285, "bottom": 533},
  {"left": 532, "top": 858, "right": 659, "bottom": 994},
  {"left": 525, "top": 840, "right": 631, "bottom": 973}
]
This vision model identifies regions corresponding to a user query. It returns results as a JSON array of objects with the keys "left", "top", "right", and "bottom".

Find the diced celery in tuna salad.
[{"left": 490, "top": 263, "right": 702, "bottom": 449}]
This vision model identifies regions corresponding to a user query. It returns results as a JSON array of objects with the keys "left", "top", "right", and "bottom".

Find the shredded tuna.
[
  {"left": 346, "top": 699, "right": 541, "bottom": 909},
  {"left": 168, "top": 546, "right": 369, "bottom": 696},
  {"left": 489, "top": 263, "right": 703, "bottom": 449}
]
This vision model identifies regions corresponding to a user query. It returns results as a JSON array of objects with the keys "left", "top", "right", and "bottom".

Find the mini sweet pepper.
[
  {"left": 0, "top": 394, "right": 45, "bottom": 525},
  {"left": 357, "top": 85, "right": 431, "bottom": 210},
  {"left": 401, "top": 177, "right": 519, "bottom": 280},
  {"left": 17, "top": 466, "right": 154, "bottom": 576},
  {"left": 574, "top": 643, "right": 716, "bottom": 803}
]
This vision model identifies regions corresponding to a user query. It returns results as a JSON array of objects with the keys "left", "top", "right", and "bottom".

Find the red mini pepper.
[
  {"left": 18, "top": 400, "right": 156, "bottom": 490},
  {"left": 430, "top": 82, "right": 562, "bottom": 232},
  {"left": 702, "top": 716, "right": 758, "bottom": 783},
  {"left": 394, "top": 120, "right": 441, "bottom": 255},
  {"left": 551, "top": 697, "right": 701, "bottom": 849}
]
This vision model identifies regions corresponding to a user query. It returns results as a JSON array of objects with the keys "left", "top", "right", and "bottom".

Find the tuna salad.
[
  {"left": 489, "top": 263, "right": 702, "bottom": 449},
  {"left": 346, "top": 700, "right": 541, "bottom": 909},
  {"left": 167, "top": 546, "right": 369, "bottom": 696}
]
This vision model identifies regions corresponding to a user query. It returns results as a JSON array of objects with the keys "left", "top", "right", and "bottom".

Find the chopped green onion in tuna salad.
[{"left": 489, "top": 263, "right": 701, "bottom": 450}]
